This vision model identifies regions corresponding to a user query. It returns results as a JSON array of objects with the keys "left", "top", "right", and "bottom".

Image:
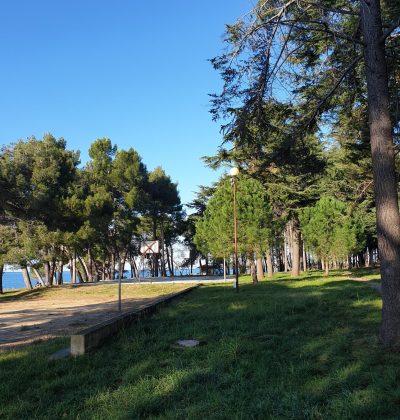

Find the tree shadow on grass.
[{"left": 0, "top": 277, "right": 397, "bottom": 419}]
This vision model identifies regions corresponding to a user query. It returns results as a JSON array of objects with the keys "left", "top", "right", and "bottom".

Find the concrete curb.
[{"left": 70, "top": 284, "right": 200, "bottom": 356}]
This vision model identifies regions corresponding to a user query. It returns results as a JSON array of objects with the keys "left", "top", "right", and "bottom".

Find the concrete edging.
[{"left": 70, "top": 284, "right": 200, "bottom": 356}]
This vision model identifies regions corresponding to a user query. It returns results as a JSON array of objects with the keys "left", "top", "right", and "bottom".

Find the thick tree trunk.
[
  {"left": 266, "top": 249, "right": 273, "bottom": 278},
  {"left": 256, "top": 255, "right": 264, "bottom": 280},
  {"left": 44, "top": 261, "right": 53, "bottom": 286},
  {"left": 22, "top": 266, "right": 33, "bottom": 289},
  {"left": 361, "top": 0, "right": 400, "bottom": 347},
  {"left": 0, "top": 263, "right": 3, "bottom": 294}
]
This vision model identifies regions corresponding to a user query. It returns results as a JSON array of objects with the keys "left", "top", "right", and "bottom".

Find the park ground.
[
  {"left": 0, "top": 283, "right": 189, "bottom": 348},
  {"left": 2, "top": 268, "right": 400, "bottom": 419}
]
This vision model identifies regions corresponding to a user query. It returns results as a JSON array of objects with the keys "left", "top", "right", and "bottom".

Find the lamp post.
[{"left": 230, "top": 167, "right": 239, "bottom": 292}]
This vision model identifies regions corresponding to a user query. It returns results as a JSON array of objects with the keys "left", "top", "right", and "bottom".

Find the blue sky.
[{"left": 0, "top": 0, "right": 251, "bottom": 207}]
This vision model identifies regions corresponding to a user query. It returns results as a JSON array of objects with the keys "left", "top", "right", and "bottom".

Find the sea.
[{"left": 2, "top": 267, "right": 201, "bottom": 291}]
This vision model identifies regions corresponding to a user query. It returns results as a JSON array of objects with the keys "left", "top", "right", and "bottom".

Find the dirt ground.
[{"left": 0, "top": 283, "right": 188, "bottom": 349}]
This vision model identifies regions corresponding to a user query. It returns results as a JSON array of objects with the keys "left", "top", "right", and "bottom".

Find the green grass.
[{"left": 1, "top": 269, "right": 398, "bottom": 419}]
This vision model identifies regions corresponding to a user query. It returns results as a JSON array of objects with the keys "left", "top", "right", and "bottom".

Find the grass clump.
[{"left": 1, "top": 269, "right": 397, "bottom": 419}]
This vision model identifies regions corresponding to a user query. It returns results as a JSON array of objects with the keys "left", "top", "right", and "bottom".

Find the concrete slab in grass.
[{"left": 70, "top": 284, "right": 199, "bottom": 356}]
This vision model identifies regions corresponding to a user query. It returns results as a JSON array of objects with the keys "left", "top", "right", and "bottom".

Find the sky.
[{"left": 0, "top": 0, "right": 252, "bottom": 207}]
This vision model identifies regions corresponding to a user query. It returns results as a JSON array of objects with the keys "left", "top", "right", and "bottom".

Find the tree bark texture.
[
  {"left": 361, "top": 0, "right": 400, "bottom": 347},
  {"left": 302, "top": 243, "right": 307, "bottom": 272},
  {"left": 256, "top": 255, "right": 264, "bottom": 280},
  {"left": 250, "top": 257, "right": 258, "bottom": 283},
  {"left": 22, "top": 266, "right": 33, "bottom": 289},
  {"left": 266, "top": 249, "right": 273, "bottom": 278},
  {"left": 324, "top": 259, "right": 329, "bottom": 277},
  {"left": 290, "top": 218, "right": 301, "bottom": 277}
]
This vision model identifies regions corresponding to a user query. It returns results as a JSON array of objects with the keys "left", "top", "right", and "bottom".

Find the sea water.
[{"left": 2, "top": 267, "right": 200, "bottom": 290}]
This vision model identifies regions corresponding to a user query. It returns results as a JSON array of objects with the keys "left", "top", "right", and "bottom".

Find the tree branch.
[
  {"left": 306, "top": 55, "right": 363, "bottom": 127},
  {"left": 381, "top": 18, "right": 400, "bottom": 43}
]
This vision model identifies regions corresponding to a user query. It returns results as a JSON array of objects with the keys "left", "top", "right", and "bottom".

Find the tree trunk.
[
  {"left": 291, "top": 219, "right": 301, "bottom": 277},
  {"left": 0, "top": 264, "right": 3, "bottom": 294},
  {"left": 44, "top": 261, "right": 52, "bottom": 286},
  {"left": 57, "top": 262, "right": 63, "bottom": 285},
  {"left": 283, "top": 238, "right": 289, "bottom": 272},
  {"left": 120, "top": 251, "right": 128, "bottom": 279},
  {"left": 32, "top": 267, "right": 45, "bottom": 287},
  {"left": 256, "top": 255, "right": 264, "bottom": 280},
  {"left": 324, "top": 259, "right": 329, "bottom": 277},
  {"left": 361, "top": 0, "right": 400, "bottom": 347},
  {"left": 88, "top": 250, "right": 93, "bottom": 280},
  {"left": 71, "top": 250, "right": 77, "bottom": 284},
  {"left": 358, "top": 251, "right": 365, "bottom": 268},
  {"left": 22, "top": 266, "right": 33, "bottom": 289},
  {"left": 153, "top": 218, "right": 159, "bottom": 277},
  {"left": 170, "top": 245, "right": 174, "bottom": 276},
  {"left": 250, "top": 257, "right": 258, "bottom": 283},
  {"left": 369, "top": 248, "right": 375, "bottom": 267},
  {"left": 266, "top": 249, "right": 273, "bottom": 278},
  {"left": 77, "top": 256, "right": 88, "bottom": 282},
  {"left": 76, "top": 268, "right": 84, "bottom": 283},
  {"left": 302, "top": 243, "right": 307, "bottom": 272},
  {"left": 111, "top": 253, "right": 116, "bottom": 280},
  {"left": 166, "top": 245, "right": 172, "bottom": 277},
  {"left": 49, "top": 261, "right": 56, "bottom": 286}
]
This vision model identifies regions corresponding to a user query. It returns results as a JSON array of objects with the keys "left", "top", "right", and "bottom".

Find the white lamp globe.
[{"left": 230, "top": 167, "right": 239, "bottom": 177}]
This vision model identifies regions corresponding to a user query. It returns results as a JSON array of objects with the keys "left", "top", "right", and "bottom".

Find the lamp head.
[{"left": 229, "top": 167, "right": 239, "bottom": 177}]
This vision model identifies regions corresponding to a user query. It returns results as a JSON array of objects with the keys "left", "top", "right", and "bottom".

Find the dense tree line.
[
  {"left": 202, "top": 0, "right": 400, "bottom": 347},
  {"left": 0, "top": 134, "right": 182, "bottom": 292}
]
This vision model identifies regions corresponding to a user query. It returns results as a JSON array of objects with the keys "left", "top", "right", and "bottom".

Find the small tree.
[
  {"left": 194, "top": 175, "right": 273, "bottom": 281},
  {"left": 300, "top": 197, "right": 365, "bottom": 275}
]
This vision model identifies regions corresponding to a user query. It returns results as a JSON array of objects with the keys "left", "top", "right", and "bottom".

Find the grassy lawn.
[{"left": 1, "top": 269, "right": 398, "bottom": 419}]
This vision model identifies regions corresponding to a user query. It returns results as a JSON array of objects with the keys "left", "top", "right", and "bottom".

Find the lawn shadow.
[{"left": 1, "top": 275, "right": 397, "bottom": 419}]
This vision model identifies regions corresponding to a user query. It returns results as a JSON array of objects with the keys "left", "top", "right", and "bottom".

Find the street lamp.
[{"left": 230, "top": 167, "right": 239, "bottom": 291}]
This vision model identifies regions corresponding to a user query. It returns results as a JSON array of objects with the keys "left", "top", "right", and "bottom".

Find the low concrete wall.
[{"left": 70, "top": 285, "right": 199, "bottom": 356}]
